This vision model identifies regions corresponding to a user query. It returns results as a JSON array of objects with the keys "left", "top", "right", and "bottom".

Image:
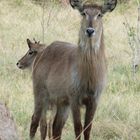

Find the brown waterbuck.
[
  {"left": 68, "top": 0, "right": 117, "bottom": 139},
  {"left": 17, "top": 0, "right": 117, "bottom": 139}
]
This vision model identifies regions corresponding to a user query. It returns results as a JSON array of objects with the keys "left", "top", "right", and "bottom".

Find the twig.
[
  {"left": 123, "top": 4, "right": 140, "bottom": 77},
  {"left": 41, "top": 0, "right": 45, "bottom": 43},
  {"left": 47, "top": 5, "right": 55, "bottom": 26}
]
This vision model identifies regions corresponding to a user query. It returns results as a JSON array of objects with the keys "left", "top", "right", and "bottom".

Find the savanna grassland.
[{"left": 0, "top": 0, "right": 140, "bottom": 140}]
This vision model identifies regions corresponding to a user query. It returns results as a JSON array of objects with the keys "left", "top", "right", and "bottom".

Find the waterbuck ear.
[
  {"left": 33, "top": 38, "right": 40, "bottom": 44},
  {"left": 69, "top": 0, "right": 84, "bottom": 13},
  {"left": 26, "top": 39, "right": 32, "bottom": 48},
  {"left": 102, "top": 0, "right": 117, "bottom": 14}
]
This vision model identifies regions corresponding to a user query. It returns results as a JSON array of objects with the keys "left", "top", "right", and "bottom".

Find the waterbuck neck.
[{"left": 77, "top": 25, "right": 106, "bottom": 92}]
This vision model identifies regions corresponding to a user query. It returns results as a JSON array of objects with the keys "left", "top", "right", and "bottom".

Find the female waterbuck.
[
  {"left": 68, "top": 0, "right": 117, "bottom": 140},
  {"left": 17, "top": 0, "right": 117, "bottom": 139}
]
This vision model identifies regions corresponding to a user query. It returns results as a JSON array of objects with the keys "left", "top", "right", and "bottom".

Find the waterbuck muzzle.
[{"left": 86, "top": 27, "right": 95, "bottom": 37}]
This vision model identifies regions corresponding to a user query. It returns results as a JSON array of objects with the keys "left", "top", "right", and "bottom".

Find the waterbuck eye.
[
  {"left": 29, "top": 51, "right": 34, "bottom": 55},
  {"left": 98, "top": 13, "right": 102, "bottom": 18},
  {"left": 81, "top": 12, "right": 86, "bottom": 16},
  {"left": 81, "top": 10, "right": 88, "bottom": 16}
]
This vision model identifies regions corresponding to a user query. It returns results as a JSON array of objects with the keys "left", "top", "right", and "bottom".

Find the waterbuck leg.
[
  {"left": 72, "top": 103, "right": 82, "bottom": 140},
  {"left": 52, "top": 104, "right": 70, "bottom": 140},
  {"left": 30, "top": 106, "right": 42, "bottom": 139},
  {"left": 30, "top": 87, "right": 47, "bottom": 139},
  {"left": 40, "top": 106, "right": 47, "bottom": 140},
  {"left": 83, "top": 97, "right": 97, "bottom": 140}
]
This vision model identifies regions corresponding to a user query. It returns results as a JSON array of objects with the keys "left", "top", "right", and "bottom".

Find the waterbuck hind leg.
[
  {"left": 71, "top": 103, "right": 82, "bottom": 140},
  {"left": 30, "top": 113, "right": 41, "bottom": 139},
  {"left": 52, "top": 103, "right": 70, "bottom": 140},
  {"left": 30, "top": 87, "right": 47, "bottom": 140},
  {"left": 83, "top": 97, "right": 97, "bottom": 140},
  {"left": 40, "top": 107, "right": 47, "bottom": 140}
]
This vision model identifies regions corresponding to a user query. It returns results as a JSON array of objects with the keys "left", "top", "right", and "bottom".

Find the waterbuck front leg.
[
  {"left": 71, "top": 103, "right": 82, "bottom": 140},
  {"left": 52, "top": 103, "right": 70, "bottom": 140},
  {"left": 83, "top": 95, "right": 97, "bottom": 140}
]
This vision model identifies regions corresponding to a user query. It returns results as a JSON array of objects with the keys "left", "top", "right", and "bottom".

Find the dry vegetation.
[
  {"left": 0, "top": 0, "right": 140, "bottom": 139},
  {"left": 0, "top": 102, "right": 18, "bottom": 140}
]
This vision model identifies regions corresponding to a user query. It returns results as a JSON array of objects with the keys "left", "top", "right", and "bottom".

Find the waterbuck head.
[
  {"left": 17, "top": 39, "right": 45, "bottom": 69},
  {"left": 70, "top": 0, "right": 117, "bottom": 49}
]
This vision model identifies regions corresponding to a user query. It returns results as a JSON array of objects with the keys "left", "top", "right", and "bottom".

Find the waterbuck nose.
[{"left": 86, "top": 28, "right": 95, "bottom": 37}]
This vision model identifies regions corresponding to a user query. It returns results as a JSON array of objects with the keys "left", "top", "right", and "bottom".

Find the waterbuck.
[
  {"left": 17, "top": 0, "right": 117, "bottom": 139},
  {"left": 68, "top": 0, "right": 117, "bottom": 139}
]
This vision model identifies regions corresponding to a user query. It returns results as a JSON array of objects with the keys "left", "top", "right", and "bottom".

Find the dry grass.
[{"left": 0, "top": 0, "right": 140, "bottom": 139}]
